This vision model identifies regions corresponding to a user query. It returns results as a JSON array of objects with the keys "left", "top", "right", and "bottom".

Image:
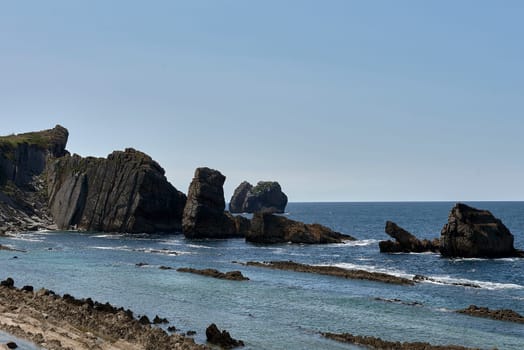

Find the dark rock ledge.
[
  {"left": 379, "top": 221, "right": 439, "bottom": 253},
  {"left": 322, "top": 332, "right": 490, "bottom": 350},
  {"left": 456, "top": 305, "right": 524, "bottom": 324},
  {"left": 245, "top": 261, "right": 414, "bottom": 285},
  {"left": 206, "top": 323, "right": 244, "bottom": 349},
  {"left": 177, "top": 268, "right": 249, "bottom": 281},
  {"left": 0, "top": 277, "right": 208, "bottom": 350}
]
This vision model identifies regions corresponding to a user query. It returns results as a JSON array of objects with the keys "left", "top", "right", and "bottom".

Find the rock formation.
[
  {"left": 46, "top": 148, "right": 187, "bottom": 233},
  {"left": 440, "top": 203, "right": 519, "bottom": 258},
  {"left": 379, "top": 221, "right": 439, "bottom": 253},
  {"left": 177, "top": 268, "right": 249, "bottom": 281},
  {"left": 246, "top": 211, "right": 354, "bottom": 244},
  {"left": 205, "top": 323, "right": 244, "bottom": 349},
  {"left": 0, "top": 125, "right": 68, "bottom": 233},
  {"left": 229, "top": 181, "right": 287, "bottom": 213},
  {"left": 182, "top": 167, "right": 241, "bottom": 238},
  {"left": 456, "top": 305, "right": 524, "bottom": 324}
]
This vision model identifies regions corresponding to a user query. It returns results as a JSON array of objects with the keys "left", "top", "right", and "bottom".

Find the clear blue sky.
[{"left": 1, "top": 1, "right": 523, "bottom": 201}]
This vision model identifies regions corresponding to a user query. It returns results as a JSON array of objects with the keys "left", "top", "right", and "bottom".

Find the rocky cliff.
[
  {"left": 0, "top": 125, "right": 68, "bottom": 233},
  {"left": 229, "top": 181, "right": 287, "bottom": 213},
  {"left": 46, "top": 148, "right": 186, "bottom": 233}
]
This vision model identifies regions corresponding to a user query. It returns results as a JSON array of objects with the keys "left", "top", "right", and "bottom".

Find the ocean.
[{"left": 1, "top": 202, "right": 523, "bottom": 350}]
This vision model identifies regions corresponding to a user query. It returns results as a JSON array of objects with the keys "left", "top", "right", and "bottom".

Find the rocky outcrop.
[
  {"left": 182, "top": 167, "right": 241, "bottom": 239},
  {"left": 0, "top": 125, "right": 68, "bottom": 233},
  {"left": 205, "top": 324, "right": 244, "bottom": 349},
  {"left": 322, "top": 332, "right": 484, "bottom": 350},
  {"left": 245, "top": 261, "right": 414, "bottom": 285},
  {"left": 177, "top": 268, "right": 249, "bottom": 281},
  {"left": 379, "top": 221, "right": 439, "bottom": 253},
  {"left": 440, "top": 203, "right": 519, "bottom": 258},
  {"left": 457, "top": 305, "right": 524, "bottom": 324},
  {"left": 229, "top": 181, "right": 287, "bottom": 213},
  {"left": 228, "top": 181, "right": 253, "bottom": 213},
  {"left": 46, "top": 148, "right": 186, "bottom": 233},
  {"left": 246, "top": 211, "right": 354, "bottom": 244}
]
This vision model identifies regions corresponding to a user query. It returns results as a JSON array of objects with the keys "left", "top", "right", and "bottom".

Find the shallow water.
[{"left": 1, "top": 202, "right": 523, "bottom": 349}]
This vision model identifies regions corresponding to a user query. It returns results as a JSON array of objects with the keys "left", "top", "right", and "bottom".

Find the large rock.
[
  {"left": 228, "top": 181, "right": 253, "bottom": 213},
  {"left": 47, "top": 148, "right": 186, "bottom": 233},
  {"left": 246, "top": 211, "right": 354, "bottom": 244},
  {"left": 440, "top": 203, "right": 519, "bottom": 258},
  {"left": 379, "top": 221, "right": 439, "bottom": 253},
  {"left": 229, "top": 181, "right": 287, "bottom": 213},
  {"left": 182, "top": 167, "right": 240, "bottom": 239}
]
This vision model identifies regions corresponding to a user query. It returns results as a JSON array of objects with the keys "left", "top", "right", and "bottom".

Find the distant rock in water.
[
  {"left": 229, "top": 181, "right": 287, "bottom": 213},
  {"left": 205, "top": 323, "right": 244, "bottom": 349},
  {"left": 456, "top": 304, "right": 524, "bottom": 324},
  {"left": 182, "top": 167, "right": 241, "bottom": 239},
  {"left": 440, "top": 203, "right": 520, "bottom": 258},
  {"left": 379, "top": 221, "right": 439, "bottom": 253},
  {"left": 47, "top": 148, "right": 187, "bottom": 233},
  {"left": 246, "top": 211, "right": 354, "bottom": 244}
]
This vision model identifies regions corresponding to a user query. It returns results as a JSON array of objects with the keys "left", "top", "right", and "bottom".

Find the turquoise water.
[{"left": 1, "top": 202, "right": 523, "bottom": 349}]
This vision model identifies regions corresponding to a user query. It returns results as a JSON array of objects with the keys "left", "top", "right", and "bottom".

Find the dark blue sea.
[{"left": 1, "top": 202, "right": 523, "bottom": 349}]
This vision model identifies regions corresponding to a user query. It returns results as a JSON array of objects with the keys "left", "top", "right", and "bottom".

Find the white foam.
[
  {"left": 421, "top": 275, "right": 524, "bottom": 290},
  {"left": 89, "top": 246, "right": 191, "bottom": 256},
  {"left": 325, "top": 262, "right": 414, "bottom": 280},
  {"left": 186, "top": 244, "right": 214, "bottom": 249}
]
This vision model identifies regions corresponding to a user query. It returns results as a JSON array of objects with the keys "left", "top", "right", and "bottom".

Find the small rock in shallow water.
[
  {"left": 138, "top": 315, "right": 150, "bottom": 325},
  {"left": 6, "top": 342, "right": 18, "bottom": 349},
  {"left": 206, "top": 323, "right": 244, "bottom": 348},
  {"left": 0, "top": 278, "right": 14, "bottom": 288},
  {"left": 153, "top": 315, "right": 169, "bottom": 324}
]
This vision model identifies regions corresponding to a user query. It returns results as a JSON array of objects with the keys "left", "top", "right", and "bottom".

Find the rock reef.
[
  {"left": 0, "top": 277, "right": 208, "bottom": 350},
  {"left": 205, "top": 323, "right": 244, "bottom": 349},
  {"left": 246, "top": 211, "right": 354, "bottom": 244},
  {"left": 322, "top": 332, "right": 486, "bottom": 350},
  {"left": 379, "top": 221, "right": 439, "bottom": 253},
  {"left": 245, "top": 261, "right": 414, "bottom": 285},
  {"left": 229, "top": 181, "right": 287, "bottom": 213},
  {"left": 440, "top": 203, "right": 519, "bottom": 258},
  {"left": 456, "top": 305, "right": 524, "bottom": 324},
  {"left": 177, "top": 268, "right": 249, "bottom": 281}
]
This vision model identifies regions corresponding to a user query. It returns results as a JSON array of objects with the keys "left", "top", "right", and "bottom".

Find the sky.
[{"left": 1, "top": 1, "right": 523, "bottom": 202}]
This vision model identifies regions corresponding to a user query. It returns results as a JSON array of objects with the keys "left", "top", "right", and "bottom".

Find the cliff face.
[
  {"left": 47, "top": 149, "right": 186, "bottom": 233},
  {"left": 229, "top": 181, "right": 287, "bottom": 214}
]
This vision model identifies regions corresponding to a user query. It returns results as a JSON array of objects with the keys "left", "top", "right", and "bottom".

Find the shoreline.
[{"left": 0, "top": 278, "right": 208, "bottom": 350}]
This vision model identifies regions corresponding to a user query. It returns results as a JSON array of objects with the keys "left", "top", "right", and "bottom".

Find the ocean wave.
[
  {"left": 4, "top": 233, "right": 44, "bottom": 242},
  {"left": 326, "top": 262, "right": 414, "bottom": 280},
  {"left": 186, "top": 244, "right": 214, "bottom": 249},
  {"left": 89, "top": 246, "right": 191, "bottom": 256}
]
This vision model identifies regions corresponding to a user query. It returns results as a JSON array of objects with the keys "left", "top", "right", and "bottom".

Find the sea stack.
[
  {"left": 229, "top": 181, "right": 287, "bottom": 213},
  {"left": 440, "top": 203, "right": 518, "bottom": 258}
]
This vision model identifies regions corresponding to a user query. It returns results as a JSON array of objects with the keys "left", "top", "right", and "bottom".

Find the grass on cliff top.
[
  {"left": 0, "top": 131, "right": 52, "bottom": 150},
  {"left": 251, "top": 181, "right": 279, "bottom": 195}
]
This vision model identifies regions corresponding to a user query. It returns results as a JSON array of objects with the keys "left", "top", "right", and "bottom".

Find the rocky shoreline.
[
  {"left": 0, "top": 277, "right": 209, "bottom": 350},
  {"left": 244, "top": 261, "right": 414, "bottom": 285},
  {"left": 456, "top": 305, "right": 524, "bottom": 324},
  {"left": 322, "top": 332, "right": 492, "bottom": 350}
]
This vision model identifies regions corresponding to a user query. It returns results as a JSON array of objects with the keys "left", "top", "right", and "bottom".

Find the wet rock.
[
  {"left": 159, "top": 265, "right": 173, "bottom": 270},
  {"left": 379, "top": 221, "right": 439, "bottom": 253},
  {"left": 322, "top": 332, "right": 484, "bottom": 350},
  {"left": 177, "top": 268, "right": 249, "bottom": 281},
  {"left": 21, "top": 285, "right": 33, "bottom": 292},
  {"left": 182, "top": 167, "right": 240, "bottom": 239},
  {"left": 0, "top": 277, "right": 14, "bottom": 288},
  {"left": 246, "top": 261, "right": 414, "bottom": 285},
  {"left": 206, "top": 323, "right": 244, "bottom": 349},
  {"left": 440, "top": 203, "right": 519, "bottom": 258},
  {"left": 153, "top": 315, "right": 169, "bottom": 324},
  {"left": 5, "top": 342, "right": 18, "bottom": 349},
  {"left": 228, "top": 181, "right": 253, "bottom": 213},
  {"left": 457, "top": 305, "right": 524, "bottom": 324},
  {"left": 246, "top": 211, "right": 355, "bottom": 244},
  {"left": 136, "top": 262, "right": 149, "bottom": 267},
  {"left": 187, "top": 330, "right": 197, "bottom": 336},
  {"left": 412, "top": 275, "right": 480, "bottom": 288},
  {"left": 233, "top": 181, "right": 288, "bottom": 214},
  {"left": 374, "top": 297, "right": 423, "bottom": 307},
  {"left": 138, "top": 315, "right": 151, "bottom": 325}
]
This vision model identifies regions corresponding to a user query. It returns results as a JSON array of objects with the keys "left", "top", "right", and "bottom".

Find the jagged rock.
[
  {"left": 46, "top": 148, "right": 186, "bottom": 233},
  {"left": 205, "top": 323, "right": 244, "bottom": 349},
  {"left": 182, "top": 167, "right": 240, "bottom": 239},
  {"left": 5, "top": 342, "right": 18, "bottom": 349},
  {"left": 228, "top": 181, "right": 253, "bottom": 213},
  {"left": 177, "top": 267, "right": 249, "bottom": 281},
  {"left": 456, "top": 305, "right": 524, "bottom": 324},
  {"left": 153, "top": 315, "right": 169, "bottom": 324},
  {"left": 246, "top": 211, "right": 354, "bottom": 244},
  {"left": 440, "top": 203, "right": 519, "bottom": 258},
  {"left": 231, "top": 181, "right": 287, "bottom": 213},
  {"left": 0, "top": 277, "right": 14, "bottom": 288},
  {"left": 379, "top": 221, "right": 439, "bottom": 253}
]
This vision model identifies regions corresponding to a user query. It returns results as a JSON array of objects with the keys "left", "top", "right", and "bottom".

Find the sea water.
[{"left": 1, "top": 202, "right": 523, "bottom": 350}]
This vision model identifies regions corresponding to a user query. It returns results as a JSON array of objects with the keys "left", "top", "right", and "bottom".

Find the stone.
[
  {"left": 177, "top": 267, "right": 249, "bottom": 281},
  {"left": 0, "top": 277, "right": 14, "bottom": 288},
  {"left": 5, "top": 342, "right": 17, "bottom": 349},
  {"left": 228, "top": 181, "right": 253, "bottom": 213},
  {"left": 205, "top": 323, "right": 244, "bottom": 349},
  {"left": 46, "top": 148, "right": 187, "bottom": 233},
  {"left": 379, "top": 221, "right": 439, "bottom": 253},
  {"left": 456, "top": 305, "right": 524, "bottom": 324},
  {"left": 182, "top": 167, "right": 240, "bottom": 239},
  {"left": 246, "top": 211, "right": 355, "bottom": 244},
  {"left": 242, "top": 181, "right": 287, "bottom": 213},
  {"left": 440, "top": 203, "right": 519, "bottom": 258}
]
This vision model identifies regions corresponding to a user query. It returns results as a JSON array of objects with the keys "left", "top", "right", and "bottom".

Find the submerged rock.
[
  {"left": 440, "top": 203, "right": 519, "bottom": 258},
  {"left": 246, "top": 211, "right": 354, "bottom": 244},
  {"left": 182, "top": 167, "right": 240, "bottom": 239},
  {"left": 177, "top": 267, "right": 249, "bottom": 281},
  {"left": 205, "top": 323, "right": 244, "bottom": 349},
  {"left": 379, "top": 221, "right": 439, "bottom": 253},
  {"left": 230, "top": 181, "right": 287, "bottom": 213},
  {"left": 457, "top": 305, "right": 524, "bottom": 324},
  {"left": 46, "top": 148, "right": 187, "bottom": 233}
]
